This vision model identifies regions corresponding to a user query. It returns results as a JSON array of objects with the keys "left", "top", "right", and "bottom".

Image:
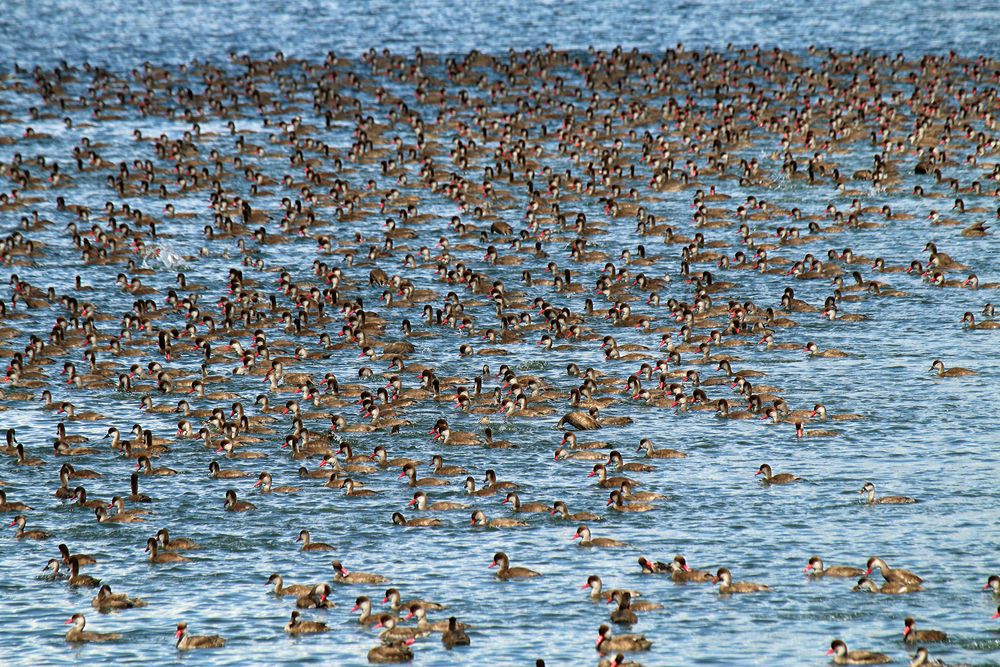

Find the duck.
[
  {"left": 572, "top": 524, "right": 627, "bottom": 548},
  {"left": 902, "top": 617, "right": 948, "bottom": 643},
  {"left": 156, "top": 528, "right": 200, "bottom": 551},
  {"left": 255, "top": 471, "right": 302, "bottom": 493},
  {"left": 135, "top": 455, "right": 177, "bottom": 476},
  {"left": 223, "top": 489, "right": 256, "bottom": 512},
  {"left": 609, "top": 591, "right": 639, "bottom": 625},
  {"left": 826, "top": 639, "right": 891, "bottom": 664},
  {"left": 982, "top": 575, "right": 1000, "bottom": 595},
  {"left": 803, "top": 341, "right": 849, "bottom": 358},
  {"left": 58, "top": 543, "right": 96, "bottom": 566},
  {"left": 95, "top": 506, "right": 145, "bottom": 524},
  {"left": 557, "top": 410, "right": 602, "bottom": 430},
  {"left": 145, "top": 537, "right": 190, "bottom": 564},
  {"left": 382, "top": 588, "right": 445, "bottom": 613},
  {"left": 399, "top": 462, "right": 449, "bottom": 487},
  {"left": 0, "top": 489, "right": 32, "bottom": 512},
  {"left": 667, "top": 556, "right": 714, "bottom": 583},
  {"left": 296, "top": 583, "right": 336, "bottom": 609},
  {"left": 635, "top": 438, "right": 686, "bottom": 458},
  {"left": 68, "top": 557, "right": 102, "bottom": 587},
  {"left": 441, "top": 616, "right": 470, "bottom": 648},
  {"left": 65, "top": 614, "right": 122, "bottom": 643},
  {"left": 582, "top": 575, "right": 643, "bottom": 603},
  {"left": 607, "top": 490, "right": 655, "bottom": 512},
  {"left": 804, "top": 556, "right": 864, "bottom": 578},
  {"left": 92, "top": 584, "right": 146, "bottom": 611},
  {"left": 928, "top": 359, "right": 976, "bottom": 377},
  {"left": 755, "top": 463, "right": 801, "bottom": 484},
  {"left": 367, "top": 638, "right": 415, "bottom": 663},
  {"left": 107, "top": 496, "right": 149, "bottom": 518},
  {"left": 350, "top": 596, "right": 383, "bottom": 625},
  {"left": 471, "top": 509, "right": 527, "bottom": 528},
  {"left": 175, "top": 622, "right": 226, "bottom": 650},
  {"left": 550, "top": 500, "right": 602, "bottom": 522},
  {"left": 373, "top": 614, "right": 430, "bottom": 642},
  {"left": 126, "top": 474, "right": 152, "bottom": 503},
  {"left": 428, "top": 454, "right": 467, "bottom": 476},
  {"left": 810, "top": 404, "right": 864, "bottom": 421},
  {"left": 595, "top": 624, "right": 652, "bottom": 654},
  {"left": 852, "top": 576, "right": 924, "bottom": 595},
  {"left": 8, "top": 515, "right": 48, "bottom": 539},
  {"left": 908, "top": 646, "right": 969, "bottom": 667},
  {"left": 392, "top": 511, "right": 441, "bottom": 527},
  {"left": 865, "top": 557, "right": 924, "bottom": 585},
  {"left": 285, "top": 610, "right": 329, "bottom": 634},
  {"left": 267, "top": 573, "right": 313, "bottom": 598},
  {"left": 637, "top": 557, "right": 671, "bottom": 574},
  {"left": 408, "top": 491, "right": 467, "bottom": 512},
  {"left": 607, "top": 450, "right": 654, "bottom": 473},
  {"left": 859, "top": 482, "right": 916, "bottom": 504},
  {"left": 712, "top": 567, "right": 769, "bottom": 593},
  {"left": 208, "top": 460, "right": 248, "bottom": 479},
  {"left": 501, "top": 492, "right": 550, "bottom": 513},
  {"left": 961, "top": 311, "right": 1000, "bottom": 330},
  {"left": 296, "top": 529, "right": 335, "bottom": 551},
  {"left": 489, "top": 551, "right": 541, "bottom": 580},
  {"left": 402, "top": 603, "right": 468, "bottom": 634},
  {"left": 332, "top": 560, "right": 390, "bottom": 584}
]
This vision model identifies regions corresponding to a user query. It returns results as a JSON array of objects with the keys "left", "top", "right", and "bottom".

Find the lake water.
[{"left": 0, "top": 1, "right": 999, "bottom": 666}]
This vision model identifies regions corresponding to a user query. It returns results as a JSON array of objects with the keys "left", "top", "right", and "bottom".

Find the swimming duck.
[
  {"left": 267, "top": 573, "right": 313, "bottom": 598},
  {"left": 175, "top": 622, "right": 225, "bottom": 650},
  {"left": 501, "top": 492, "right": 550, "bottom": 513},
  {"left": 667, "top": 556, "right": 714, "bottom": 583},
  {"left": 635, "top": 438, "right": 686, "bottom": 458},
  {"left": 145, "top": 537, "right": 190, "bottom": 564},
  {"left": 382, "top": 588, "right": 445, "bottom": 613},
  {"left": 853, "top": 576, "right": 924, "bottom": 595},
  {"left": 573, "top": 524, "right": 626, "bottom": 548},
  {"left": 296, "top": 529, "right": 335, "bottom": 551},
  {"left": 471, "top": 509, "right": 527, "bottom": 528},
  {"left": 859, "top": 482, "right": 916, "bottom": 505},
  {"left": 595, "top": 624, "right": 651, "bottom": 654},
  {"left": 8, "top": 515, "right": 48, "bottom": 539},
  {"left": 928, "top": 359, "right": 976, "bottom": 377},
  {"left": 804, "top": 556, "right": 864, "bottom": 578},
  {"left": 756, "top": 463, "right": 801, "bottom": 484},
  {"left": 223, "top": 489, "right": 256, "bottom": 512},
  {"left": 367, "top": 637, "right": 415, "bottom": 663},
  {"left": 285, "top": 610, "right": 329, "bottom": 634},
  {"left": 332, "top": 560, "right": 390, "bottom": 584},
  {"left": 441, "top": 616, "right": 470, "bottom": 648},
  {"left": 489, "top": 551, "right": 541, "bottom": 580},
  {"left": 712, "top": 567, "right": 769, "bottom": 593},
  {"left": 550, "top": 500, "right": 602, "bottom": 522},
  {"left": 92, "top": 584, "right": 146, "bottom": 611},
  {"left": 296, "top": 583, "right": 336, "bottom": 609},
  {"left": 65, "top": 614, "right": 122, "bottom": 643},
  {"left": 156, "top": 528, "right": 200, "bottom": 551},
  {"left": 865, "top": 557, "right": 924, "bottom": 585},
  {"left": 826, "top": 639, "right": 891, "bottom": 664},
  {"left": 902, "top": 617, "right": 947, "bottom": 643}
]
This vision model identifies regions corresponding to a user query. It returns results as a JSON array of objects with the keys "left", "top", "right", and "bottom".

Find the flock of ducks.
[{"left": 0, "top": 43, "right": 998, "bottom": 665}]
